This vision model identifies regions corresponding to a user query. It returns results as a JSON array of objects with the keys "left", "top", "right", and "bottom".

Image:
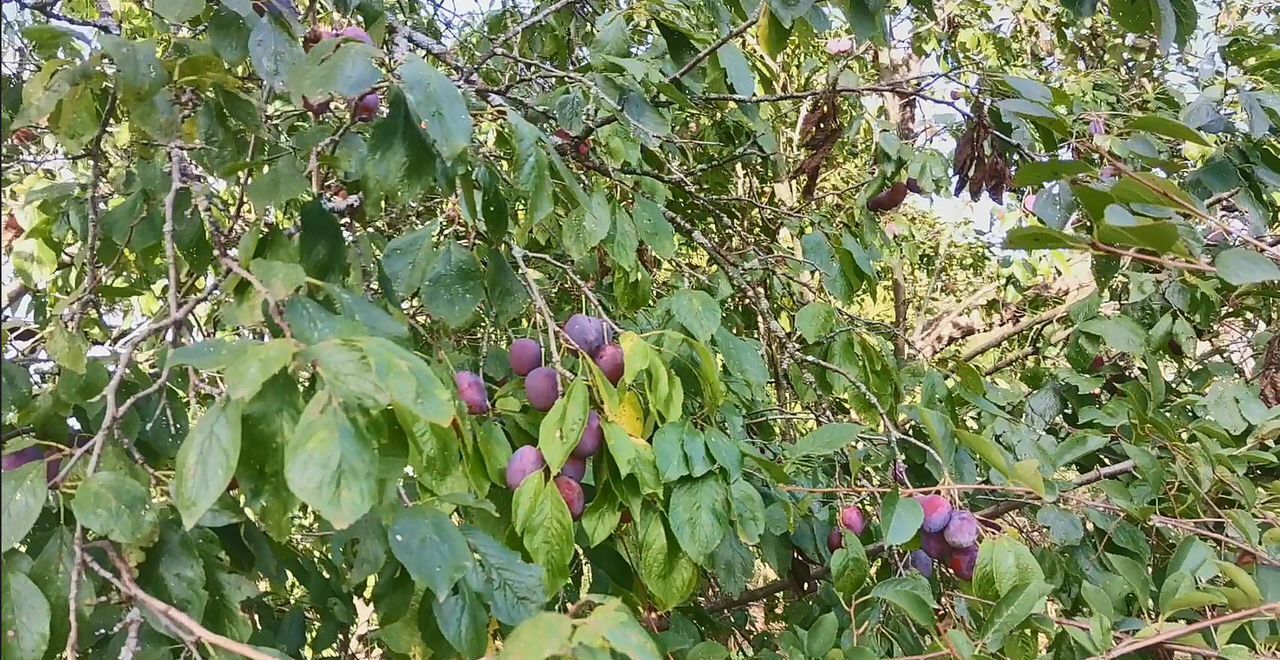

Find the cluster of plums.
[
  {"left": 826, "top": 494, "right": 982, "bottom": 581},
  {"left": 300, "top": 26, "right": 380, "bottom": 121},
  {"left": 453, "top": 314, "right": 626, "bottom": 521}
]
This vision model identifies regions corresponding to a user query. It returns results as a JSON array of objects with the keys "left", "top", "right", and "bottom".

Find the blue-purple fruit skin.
[
  {"left": 594, "top": 344, "right": 624, "bottom": 385},
  {"left": 339, "top": 25, "right": 373, "bottom": 44},
  {"left": 454, "top": 370, "right": 490, "bottom": 415},
  {"left": 353, "top": 93, "right": 379, "bottom": 121},
  {"left": 524, "top": 366, "right": 560, "bottom": 411},
  {"left": 915, "top": 495, "right": 953, "bottom": 533},
  {"left": 506, "top": 446, "right": 545, "bottom": 490},
  {"left": 560, "top": 456, "right": 587, "bottom": 482},
  {"left": 509, "top": 338, "right": 543, "bottom": 376},
  {"left": 572, "top": 411, "right": 603, "bottom": 458},
  {"left": 949, "top": 544, "right": 978, "bottom": 581},
  {"left": 943, "top": 511, "right": 980, "bottom": 548},
  {"left": 2, "top": 446, "right": 44, "bottom": 472},
  {"left": 827, "top": 528, "right": 844, "bottom": 552},
  {"left": 839, "top": 506, "right": 866, "bottom": 534},
  {"left": 564, "top": 314, "right": 607, "bottom": 357},
  {"left": 554, "top": 475, "right": 585, "bottom": 521},
  {"left": 921, "top": 530, "right": 952, "bottom": 561},
  {"left": 909, "top": 550, "right": 933, "bottom": 577}
]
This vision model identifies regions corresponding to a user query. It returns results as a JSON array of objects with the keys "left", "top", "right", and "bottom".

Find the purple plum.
[
  {"left": 915, "top": 495, "right": 953, "bottom": 533},
  {"left": 509, "top": 338, "right": 542, "bottom": 377},
  {"left": 921, "top": 530, "right": 952, "bottom": 561},
  {"left": 524, "top": 366, "right": 560, "bottom": 412},
  {"left": 839, "top": 506, "right": 865, "bottom": 535},
  {"left": 454, "top": 370, "right": 489, "bottom": 415},
  {"left": 2, "top": 446, "right": 44, "bottom": 472},
  {"left": 827, "top": 528, "right": 844, "bottom": 552},
  {"left": 943, "top": 511, "right": 980, "bottom": 548},
  {"left": 563, "top": 314, "right": 607, "bottom": 357},
  {"left": 909, "top": 549, "right": 933, "bottom": 577},
  {"left": 572, "top": 411, "right": 603, "bottom": 458},
  {"left": 560, "top": 456, "right": 587, "bottom": 482},
  {"left": 949, "top": 544, "right": 978, "bottom": 581},
  {"left": 554, "top": 475, "right": 585, "bottom": 521},
  {"left": 353, "top": 93, "right": 380, "bottom": 122},
  {"left": 339, "top": 25, "right": 373, "bottom": 45},
  {"left": 594, "top": 344, "right": 624, "bottom": 385},
  {"left": 506, "top": 445, "right": 546, "bottom": 490}
]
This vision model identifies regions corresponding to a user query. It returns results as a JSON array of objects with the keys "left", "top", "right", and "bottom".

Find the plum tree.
[
  {"left": 943, "top": 511, "right": 980, "bottom": 548},
  {"left": 554, "top": 475, "right": 585, "bottom": 521},
  {"left": 572, "top": 411, "right": 603, "bottom": 458},
  {"left": 948, "top": 545, "right": 979, "bottom": 581},
  {"left": 454, "top": 370, "right": 489, "bottom": 415},
  {"left": 838, "top": 506, "right": 865, "bottom": 534},
  {"left": 560, "top": 456, "right": 587, "bottom": 482},
  {"left": 908, "top": 550, "right": 933, "bottom": 577},
  {"left": 920, "top": 531, "right": 951, "bottom": 560},
  {"left": 593, "top": 344, "right": 624, "bottom": 385},
  {"left": 509, "top": 338, "right": 543, "bottom": 376},
  {"left": 506, "top": 446, "right": 546, "bottom": 490},
  {"left": 563, "top": 314, "right": 608, "bottom": 357},
  {"left": 353, "top": 93, "right": 380, "bottom": 122},
  {"left": 915, "top": 495, "right": 953, "bottom": 533},
  {"left": 524, "top": 366, "right": 561, "bottom": 412}
]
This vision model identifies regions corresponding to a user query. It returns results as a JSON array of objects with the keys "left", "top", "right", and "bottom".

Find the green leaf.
[
  {"left": 1, "top": 568, "right": 50, "bottom": 660},
  {"left": 225, "top": 339, "right": 297, "bottom": 401},
  {"left": 653, "top": 423, "right": 690, "bottom": 482},
  {"left": 538, "top": 378, "right": 590, "bottom": 472},
  {"left": 422, "top": 241, "right": 485, "bottom": 328},
  {"left": 796, "top": 302, "right": 836, "bottom": 343},
  {"left": 1003, "top": 226, "right": 1089, "bottom": 251},
  {"left": 247, "top": 16, "right": 303, "bottom": 91},
  {"left": 293, "top": 41, "right": 382, "bottom": 99},
  {"left": 716, "top": 43, "right": 755, "bottom": 96},
  {"left": 174, "top": 399, "right": 243, "bottom": 528},
  {"left": 70, "top": 471, "right": 153, "bottom": 543},
  {"left": 512, "top": 475, "right": 575, "bottom": 590},
  {"left": 1215, "top": 248, "right": 1280, "bottom": 285},
  {"left": 1107, "top": 552, "right": 1153, "bottom": 607},
  {"left": 1010, "top": 459, "right": 1046, "bottom": 498},
  {"left": 880, "top": 493, "right": 925, "bottom": 546},
  {"left": 1008, "top": 160, "right": 1090, "bottom": 188},
  {"left": 1080, "top": 316, "right": 1148, "bottom": 354},
  {"left": 1, "top": 461, "right": 46, "bottom": 552},
  {"left": 1127, "top": 115, "right": 1210, "bottom": 146},
  {"left": 785, "top": 423, "right": 863, "bottom": 460},
  {"left": 636, "top": 511, "right": 699, "bottom": 610},
  {"left": 563, "top": 190, "right": 612, "bottom": 260},
  {"left": 155, "top": 0, "right": 204, "bottom": 23},
  {"left": 973, "top": 537, "right": 1046, "bottom": 599},
  {"left": 668, "top": 474, "right": 731, "bottom": 565},
  {"left": 831, "top": 536, "right": 869, "bottom": 599},
  {"left": 248, "top": 259, "right": 307, "bottom": 300},
  {"left": 299, "top": 200, "right": 348, "bottom": 283},
  {"left": 871, "top": 577, "right": 936, "bottom": 627},
  {"left": 499, "top": 612, "right": 573, "bottom": 659},
  {"left": 728, "top": 477, "right": 765, "bottom": 544},
  {"left": 767, "top": 0, "right": 816, "bottom": 26},
  {"left": 246, "top": 158, "right": 309, "bottom": 210},
  {"left": 980, "top": 581, "right": 1053, "bottom": 648},
  {"left": 383, "top": 226, "right": 436, "bottom": 299},
  {"left": 572, "top": 598, "right": 662, "bottom": 660},
  {"left": 806, "top": 612, "right": 838, "bottom": 657},
  {"left": 388, "top": 505, "right": 472, "bottom": 597},
  {"left": 463, "top": 527, "right": 546, "bottom": 625},
  {"left": 437, "top": 583, "right": 489, "bottom": 657},
  {"left": 1035, "top": 505, "right": 1084, "bottom": 545},
  {"left": 284, "top": 390, "right": 377, "bottom": 529},
  {"left": 398, "top": 55, "right": 473, "bottom": 161}
]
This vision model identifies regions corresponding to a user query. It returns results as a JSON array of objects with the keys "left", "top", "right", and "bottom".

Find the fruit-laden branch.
[{"left": 704, "top": 459, "right": 1136, "bottom": 613}]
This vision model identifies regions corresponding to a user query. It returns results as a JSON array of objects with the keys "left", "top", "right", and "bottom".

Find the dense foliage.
[{"left": 2, "top": 0, "right": 1279, "bottom": 657}]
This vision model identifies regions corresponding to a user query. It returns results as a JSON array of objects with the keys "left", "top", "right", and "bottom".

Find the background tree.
[{"left": 2, "top": 0, "right": 1278, "bottom": 657}]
